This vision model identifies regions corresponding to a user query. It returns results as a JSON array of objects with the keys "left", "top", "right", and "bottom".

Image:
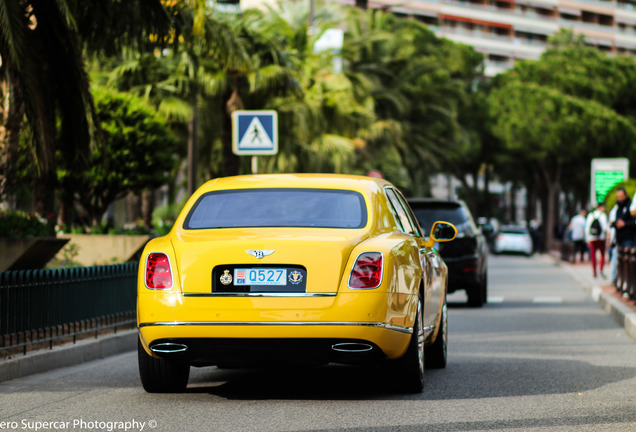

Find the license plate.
[{"left": 234, "top": 268, "right": 287, "bottom": 286}]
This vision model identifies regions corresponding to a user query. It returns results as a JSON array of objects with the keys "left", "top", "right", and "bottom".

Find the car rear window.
[
  {"left": 501, "top": 227, "right": 529, "bottom": 235},
  {"left": 184, "top": 188, "right": 367, "bottom": 229},
  {"left": 410, "top": 205, "right": 468, "bottom": 232}
]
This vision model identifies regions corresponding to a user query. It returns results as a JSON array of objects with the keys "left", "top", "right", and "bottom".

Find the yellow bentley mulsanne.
[{"left": 137, "top": 174, "right": 456, "bottom": 393}]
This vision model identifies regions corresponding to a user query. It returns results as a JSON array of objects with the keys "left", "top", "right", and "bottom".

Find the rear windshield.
[
  {"left": 501, "top": 227, "right": 529, "bottom": 235},
  {"left": 184, "top": 188, "right": 367, "bottom": 229},
  {"left": 410, "top": 205, "right": 468, "bottom": 232}
]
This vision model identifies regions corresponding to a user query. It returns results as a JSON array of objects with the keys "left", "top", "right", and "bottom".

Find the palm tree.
[
  {"left": 0, "top": 0, "right": 168, "bottom": 219},
  {"left": 252, "top": 0, "right": 374, "bottom": 175},
  {"left": 153, "top": 1, "right": 250, "bottom": 193},
  {"left": 343, "top": 8, "right": 465, "bottom": 194}
]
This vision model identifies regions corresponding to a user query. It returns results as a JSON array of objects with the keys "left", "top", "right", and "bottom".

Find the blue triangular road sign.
[{"left": 232, "top": 111, "right": 278, "bottom": 155}]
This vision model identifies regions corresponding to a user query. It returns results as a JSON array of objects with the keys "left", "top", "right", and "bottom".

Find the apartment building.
[
  {"left": 358, "top": 0, "right": 636, "bottom": 75},
  {"left": 233, "top": 0, "right": 636, "bottom": 75}
]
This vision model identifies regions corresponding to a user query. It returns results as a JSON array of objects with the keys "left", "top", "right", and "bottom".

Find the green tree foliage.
[
  {"left": 487, "top": 29, "right": 636, "bottom": 246},
  {"left": 3, "top": 0, "right": 485, "bottom": 229},
  {"left": 343, "top": 8, "right": 473, "bottom": 195},
  {"left": 0, "top": 0, "right": 168, "bottom": 215},
  {"left": 500, "top": 30, "right": 636, "bottom": 120},
  {"left": 494, "top": 29, "right": 636, "bottom": 206},
  {"left": 437, "top": 45, "right": 493, "bottom": 216},
  {"left": 58, "top": 87, "right": 175, "bottom": 227},
  {"left": 254, "top": 1, "right": 373, "bottom": 176},
  {"left": 489, "top": 81, "right": 636, "bottom": 248}
]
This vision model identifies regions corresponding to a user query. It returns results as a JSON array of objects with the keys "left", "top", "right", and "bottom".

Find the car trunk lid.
[{"left": 172, "top": 228, "right": 368, "bottom": 295}]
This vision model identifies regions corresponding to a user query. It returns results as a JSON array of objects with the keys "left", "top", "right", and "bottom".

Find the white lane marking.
[
  {"left": 488, "top": 296, "right": 505, "bottom": 303},
  {"left": 532, "top": 296, "right": 563, "bottom": 304}
]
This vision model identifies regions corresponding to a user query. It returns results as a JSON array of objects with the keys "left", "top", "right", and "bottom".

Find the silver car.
[{"left": 494, "top": 225, "right": 533, "bottom": 256}]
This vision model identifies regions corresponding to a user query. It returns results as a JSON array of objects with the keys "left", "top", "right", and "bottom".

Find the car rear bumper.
[
  {"left": 139, "top": 324, "right": 410, "bottom": 364},
  {"left": 139, "top": 332, "right": 396, "bottom": 367},
  {"left": 138, "top": 292, "right": 415, "bottom": 362},
  {"left": 494, "top": 242, "right": 533, "bottom": 255},
  {"left": 442, "top": 255, "right": 483, "bottom": 292}
]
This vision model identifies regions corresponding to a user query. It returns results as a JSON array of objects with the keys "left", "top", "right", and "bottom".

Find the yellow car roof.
[{"left": 197, "top": 174, "right": 392, "bottom": 193}]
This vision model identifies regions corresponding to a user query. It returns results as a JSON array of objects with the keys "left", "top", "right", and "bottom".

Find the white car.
[{"left": 494, "top": 226, "right": 533, "bottom": 256}]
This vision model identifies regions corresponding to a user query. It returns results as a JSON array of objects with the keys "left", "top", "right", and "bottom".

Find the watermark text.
[{"left": 0, "top": 419, "right": 156, "bottom": 431}]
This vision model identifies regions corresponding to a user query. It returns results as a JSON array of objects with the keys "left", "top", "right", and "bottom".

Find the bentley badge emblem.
[
  {"left": 246, "top": 250, "right": 275, "bottom": 259},
  {"left": 288, "top": 270, "right": 303, "bottom": 285},
  {"left": 219, "top": 270, "right": 233, "bottom": 285}
]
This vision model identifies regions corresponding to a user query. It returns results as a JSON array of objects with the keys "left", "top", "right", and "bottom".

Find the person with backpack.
[{"left": 585, "top": 203, "right": 608, "bottom": 278}]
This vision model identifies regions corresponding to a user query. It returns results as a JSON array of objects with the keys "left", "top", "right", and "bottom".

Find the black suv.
[{"left": 407, "top": 198, "right": 488, "bottom": 307}]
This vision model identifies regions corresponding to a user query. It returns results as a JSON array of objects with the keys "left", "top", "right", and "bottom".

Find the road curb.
[
  {"left": 0, "top": 329, "right": 137, "bottom": 383},
  {"left": 596, "top": 291, "right": 636, "bottom": 342},
  {"left": 555, "top": 257, "right": 636, "bottom": 343}
]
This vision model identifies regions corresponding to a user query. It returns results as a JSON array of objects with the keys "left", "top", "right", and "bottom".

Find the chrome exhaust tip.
[
  {"left": 331, "top": 343, "right": 374, "bottom": 353},
  {"left": 150, "top": 342, "right": 188, "bottom": 354}
]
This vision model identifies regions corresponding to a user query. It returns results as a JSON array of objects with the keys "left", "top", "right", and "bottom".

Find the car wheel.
[
  {"left": 138, "top": 339, "right": 190, "bottom": 393},
  {"left": 391, "top": 296, "right": 425, "bottom": 393},
  {"left": 425, "top": 298, "right": 447, "bottom": 369},
  {"left": 467, "top": 280, "right": 485, "bottom": 308}
]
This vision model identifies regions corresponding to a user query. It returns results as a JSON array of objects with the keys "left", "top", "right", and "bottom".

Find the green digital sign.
[{"left": 594, "top": 170, "right": 625, "bottom": 203}]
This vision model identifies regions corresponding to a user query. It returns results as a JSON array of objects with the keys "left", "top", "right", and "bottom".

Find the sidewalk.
[
  {"left": 549, "top": 253, "right": 636, "bottom": 342},
  {"left": 0, "top": 329, "right": 137, "bottom": 383}
]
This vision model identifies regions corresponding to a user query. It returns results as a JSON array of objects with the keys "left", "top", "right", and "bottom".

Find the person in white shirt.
[
  {"left": 568, "top": 209, "right": 587, "bottom": 262},
  {"left": 585, "top": 203, "right": 609, "bottom": 278}
]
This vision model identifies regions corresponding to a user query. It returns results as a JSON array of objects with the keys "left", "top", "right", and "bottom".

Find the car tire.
[
  {"left": 138, "top": 339, "right": 190, "bottom": 393},
  {"left": 467, "top": 279, "right": 485, "bottom": 308},
  {"left": 425, "top": 298, "right": 447, "bottom": 369},
  {"left": 391, "top": 296, "right": 425, "bottom": 393}
]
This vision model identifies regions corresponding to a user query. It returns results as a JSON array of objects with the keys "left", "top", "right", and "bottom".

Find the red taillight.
[
  {"left": 349, "top": 252, "right": 383, "bottom": 289},
  {"left": 145, "top": 253, "right": 173, "bottom": 289}
]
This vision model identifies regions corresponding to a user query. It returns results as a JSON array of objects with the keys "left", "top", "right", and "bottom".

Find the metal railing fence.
[
  {"left": 615, "top": 247, "right": 636, "bottom": 301},
  {"left": 0, "top": 263, "right": 138, "bottom": 355}
]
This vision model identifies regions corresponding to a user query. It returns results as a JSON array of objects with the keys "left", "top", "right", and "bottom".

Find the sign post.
[
  {"left": 590, "top": 158, "right": 629, "bottom": 205},
  {"left": 232, "top": 110, "right": 278, "bottom": 174}
]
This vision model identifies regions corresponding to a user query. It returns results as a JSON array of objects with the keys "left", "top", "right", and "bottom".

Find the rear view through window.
[
  {"left": 500, "top": 226, "right": 530, "bottom": 235},
  {"left": 185, "top": 188, "right": 367, "bottom": 229},
  {"left": 411, "top": 204, "right": 470, "bottom": 233}
]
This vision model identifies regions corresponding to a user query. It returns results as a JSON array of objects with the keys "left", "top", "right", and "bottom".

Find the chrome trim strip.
[
  {"left": 139, "top": 321, "right": 413, "bottom": 334},
  {"left": 182, "top": 292, "right": 337, "bottom": 298},
  {"left": 422, "top": 324, "right": 435, "bottom": 333},
  {"left": 331, "top": 343, "right": 374, "bottom": 353},
  {"left": 150, "top": 343, "right": 188, "bottom": 353}
]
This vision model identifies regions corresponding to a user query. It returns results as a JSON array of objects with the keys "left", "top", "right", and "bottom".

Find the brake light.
[
  {"left": 349, "top": 252, "right": 383, "bottom": 289},
  {"left": 145, "top": 253, "right": 173, "bottom": 289}
]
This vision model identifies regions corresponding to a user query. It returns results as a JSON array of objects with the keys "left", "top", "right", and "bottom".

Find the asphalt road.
[{"left": 1, "top": 255, "right": 635, "bottom": 432}]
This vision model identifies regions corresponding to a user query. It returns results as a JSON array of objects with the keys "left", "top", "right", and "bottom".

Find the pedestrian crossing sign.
[{"left": 232, "top": 110, "right": 278, "bottom": 155}]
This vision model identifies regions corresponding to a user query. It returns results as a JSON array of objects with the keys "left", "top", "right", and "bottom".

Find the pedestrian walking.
[
  {"left": 585, "top": 203, "right": 608, "bottom": 278},
  {"left": 568, "top": 209, "right": 587, "bottom": 263},
  {"left": 610, "top": 187, "right": 636, "bottom": 285}
]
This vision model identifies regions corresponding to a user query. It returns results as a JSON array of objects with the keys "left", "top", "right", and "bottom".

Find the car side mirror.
[{"left": 425, "top": 221, "right": 457, "bottom": 247}]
